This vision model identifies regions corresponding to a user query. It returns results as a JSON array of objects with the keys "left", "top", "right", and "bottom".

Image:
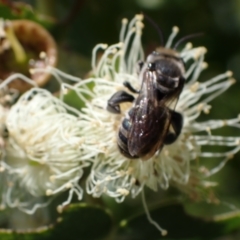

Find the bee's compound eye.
[{"left": 148, "top": 62, "right": 156, "bottom": 71}]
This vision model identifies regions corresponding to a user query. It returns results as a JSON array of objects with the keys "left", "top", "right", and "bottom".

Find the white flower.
[
  {"left": 48, "top": 14, "right": 240, "bottom": 203},
  {"left": 1, "top": 87, "right": 93, "bottom": 214},
  {"left": 28, "top": 14, "right": 240, "bottom": 235},
  {"left": 0, "top": 80, "right": 22, "bottom": 210}
]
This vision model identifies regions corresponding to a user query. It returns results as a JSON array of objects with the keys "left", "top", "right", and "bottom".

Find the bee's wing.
[{"left": 128, "top": 71, "right": 171, "bottom": 160}]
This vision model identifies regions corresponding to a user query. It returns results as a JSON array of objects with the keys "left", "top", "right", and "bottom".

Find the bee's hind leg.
[
  {"left": 164, "top": 110, "right": 183, "bottom": 145},
  {"left": 107, "top": 90, "right": 135, "bottom": 114}
]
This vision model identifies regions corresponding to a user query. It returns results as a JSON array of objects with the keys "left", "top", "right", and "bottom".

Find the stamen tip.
[
  {"left": 136, "top": 14, "right": 144, "bottom": 21},
  {"left": 122, "top": 18, "right": 128, "bottom": 25},
  {"left": 185, "top": 42, "right": 193, "bottom": 50},
  {"left": 117, "top": 42, "right": 124, "bottom": 48},
  {"left": 202, "top": 62, "right": 208, "bottom": 69},
  {"left": 136, "top": 21, "right": 144, "bottom": 29},
  {"left": 173, "top": 26, "right": 179, "bottom": 33},
  {"left": 161, "top": 230, "right": 168, "bottom": 236},
  {"left": 102, "top": 44, "right": 108, "bottom": 49},
  {"left": 226, "top": 70, "right": 233, "bottom": 77},
  {"left": 57, "top": 205, "right": 63, "bottom": 213},
  {"left": 229, "top": 78, "right": 236, "bottom": 85},
  {"left": 201, "top": 47, "right": 207, "bottom": 54},
  {"left": 46, "top": 189, "right": 53, "bottom": 196}
]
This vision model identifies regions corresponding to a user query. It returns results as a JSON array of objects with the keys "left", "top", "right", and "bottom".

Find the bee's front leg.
[
  {"left": 164, "top": 110, "right": 183, "bottom": 145},
  {"left": 107, "top": 91, "right": 135, "bottom": 114}
]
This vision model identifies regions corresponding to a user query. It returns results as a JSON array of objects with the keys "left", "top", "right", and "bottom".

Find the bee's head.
[
  {"left": 141, "top": 14, "right": 203, "bottom": 94},
  {"left": 146, "top": 49, "right": 185, "bottom": 93}
]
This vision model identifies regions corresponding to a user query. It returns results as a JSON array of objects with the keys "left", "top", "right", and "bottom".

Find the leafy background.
[{"left": 1, "top": 0, "right": 240, "bottom": 239}]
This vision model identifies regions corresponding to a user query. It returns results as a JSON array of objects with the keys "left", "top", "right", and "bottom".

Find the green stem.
[{"left": 5, "top": 22, "right": 27, "bottom": 64}]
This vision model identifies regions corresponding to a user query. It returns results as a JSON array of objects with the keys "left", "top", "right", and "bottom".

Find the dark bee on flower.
[{"left": 107, "top": 18, "right": 201, "bottom": 160}]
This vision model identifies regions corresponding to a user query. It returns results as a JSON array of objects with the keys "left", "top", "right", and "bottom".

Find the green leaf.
[
  {"left": 63, "top": 81, "right": 95, "bottom": 111},
  {"left": 51, "top": 203, "right": 113, "bottom": 240},
  {"left": 0, "top": 2, "right": 54, "bottom": 29},
  {"left": 0, "top": 203, "right": 112, "bottom": 240},
  {"left": 118, "top": 201, "right": 240, "bottom": 240},
  {"left": 0, "top": 226, "right": 51, "bottom": 240}
]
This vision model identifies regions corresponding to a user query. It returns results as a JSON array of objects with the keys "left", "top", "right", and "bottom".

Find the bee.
[{"left": 107, "top": 21, "right": 200, "bottom": 160}]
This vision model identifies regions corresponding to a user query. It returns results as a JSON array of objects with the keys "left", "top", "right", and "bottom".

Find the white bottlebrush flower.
[
  {"left": 1, "top": 86, "right": 93, "bottom": 214},
  {"left": 29, "top": 14, "right": 240, "bottom": 235},
  {"left": 0, "top": 77, "right": 27, "bottom": 210},
  {"left": 49, "top": 14, "right": 240, "bottom": 202}
]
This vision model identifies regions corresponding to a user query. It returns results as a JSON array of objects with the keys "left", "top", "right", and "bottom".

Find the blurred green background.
[{"left": 1, "top": 0, "right": 240, "bottom": 239}]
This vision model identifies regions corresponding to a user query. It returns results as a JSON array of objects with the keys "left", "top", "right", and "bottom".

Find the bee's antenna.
[
  {"left": 143, "top": 13, "right": 164, "bottom": 46},
  {"left": 173, "top": 32, "right": 204, "bottom": 50}
]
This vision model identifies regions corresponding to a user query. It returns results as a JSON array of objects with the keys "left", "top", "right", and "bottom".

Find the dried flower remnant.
[
  {"left": 0, "top": 19, "right": 57, "bottom": 92},
  {"left": 1, "top": 87, "right": 92, "bottom": 214}
]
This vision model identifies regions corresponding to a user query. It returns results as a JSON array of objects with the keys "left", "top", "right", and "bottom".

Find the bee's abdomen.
[{"left": 117, "top": 118, "right": 138, "bottom": 159}]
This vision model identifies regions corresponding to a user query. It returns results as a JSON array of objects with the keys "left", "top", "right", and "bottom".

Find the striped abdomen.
[{"left": 117, "top": 118, "right": 138, "bottom": 159}]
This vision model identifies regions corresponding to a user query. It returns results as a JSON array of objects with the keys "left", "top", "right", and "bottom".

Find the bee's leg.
[
  {"left": 164, "top": 110, "right": 183, "bottom": 145},
  {"left": 123, "top": 81, "right": 140, "bottom": 94},
  {"left": 107, "top": 90, "right": 134, "bottom": 114}
]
